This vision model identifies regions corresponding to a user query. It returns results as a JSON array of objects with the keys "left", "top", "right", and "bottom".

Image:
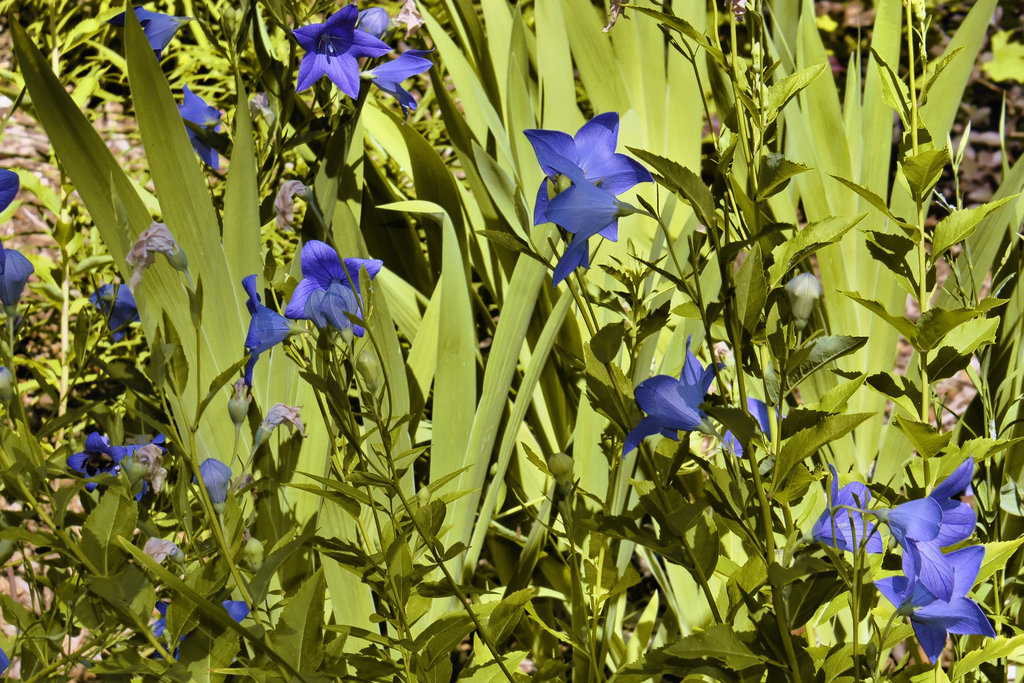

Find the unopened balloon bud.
[
  {"left": 0, "top": 367, "right": 14, "bottom": 405},
  {"left": 228, "top": 378, "right": 251, "bottom": 427},
  {"left": 244, "top": 537, "right": 264, "bottom": 571},
  {"left": 547, "top": 452, "right": 575, "bottom": 487},
  {"left": 356, "top": 350, "right": 381, "bottom": 393},
  {"left": 785, "top": 272, "right": 823, "bottom": 328}
]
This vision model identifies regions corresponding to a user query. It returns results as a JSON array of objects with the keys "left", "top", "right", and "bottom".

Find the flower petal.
[
  {"left": 300, "top": 240, "right": 346, "bottom": 286},
  {"left": 523, "top": 129, "right": 578, "bottom": 178},
  {"left": 573, "top": 112, "right": 620, "bottom": 175},
  {"left": 284, "top": 277, "right": 323, "bottom": 320},
  {"left": 0, "top": 169, "right": 18, "bottom": 213}
]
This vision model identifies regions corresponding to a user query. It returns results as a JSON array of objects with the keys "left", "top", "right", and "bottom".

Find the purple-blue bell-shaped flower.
[
  {"left": 525, "top": 112, "right": 651, "bottom": 227},
  {"left": 0, "top": 245, "right": 33, "bottom": 307},
  {"left": 357, "top": 7, "right": 391, "bottom": 38},
  {"left": 284, "top": 240, "right": 382, "bottom": 336},
  {"left": 0, "top": 169, "right": 17, "bottom": 213},
  {"left": 178, "top": 86, "right": 221, "bottom": 169},
  {"left": 812, "top": 465, "right": 884, "bottom": 553},
  {"left": 90, "top": 283, "right": 139, "bottom": 341},
  {"left": 242, "top": 275, "right": 294, "bottom": 386},
  {"left": 294, "top": 4, "right": 393, "bottom": 96},
  {"left": 722, "top": 397, "right": 778, "bottom": 458},
  {"left": 222, "top": 600, "right": 250, "bottom": 622},
  {"left": 875, "top": 545, "right": 995, "bottom": 663},
  {"left": 109, "top": 7, "right": 191, "bottom": 58},
  {"left": 67, "top": 432, "right": 166, "bottom": 496},
  {"left": 622, "top": 336, "right": 717, "bottom": 456},
  {"left": 929, "top": 457, "right": 976, "bottom": 546},
  {"left": 0, "top": 644, "right": 8, "bottom": 673},
  {"left": 524, "top": 113, "right": 651, "bottom": 285},
  {"left": 873, "top": 496, "right": 954, "bottom": 601},
  {"left": 363, "top": 49, "right": 433, "bottom": 121}
]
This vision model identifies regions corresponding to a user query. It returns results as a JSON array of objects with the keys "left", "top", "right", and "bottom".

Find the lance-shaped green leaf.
[
  {"left": 871, "top": 47, "right": 912, "bottom": 127},
  {"left": 784, "top": 335, "right": 867, "bottom": 392},
  {"left": 772, "top": 412, "right": 873, "bottom": 495},
  {"left": 829, "top": 175, "right": 915, "bottom": 233},
  {"left": 843, "top": 292, "right": 918, "bottom": 343},
  {"left": 81, "top": 491, "right": 137, "bottom": 576},
  {"left": 627, "top": 146, "right": 715, "bottom": 228},
  {"left": 932, "top": 196, "right": 1017, "bottom": 261},
  {"left": 270, "top": 569, "right": 326, "bottom": 672},
  {"left": 734, "top": 244, "right": 766, "bottom": 332},
  {"left": 914, "top": 298, "right": 1005, "bottom": 352},
  {"left": 765, "top": 63, "right": 826, "bottom": 125},
  {"left": 756, "top": 154, "right": 810, "bottom": 201},
  {"left": 768, "top": 214, "right": 866, "bottom": 284},
  {"left": 901, "top": 148, "right": 948, "bottom": 203},
  {"left": 891, "top": 414, "right": 951, "bottom": 458}
]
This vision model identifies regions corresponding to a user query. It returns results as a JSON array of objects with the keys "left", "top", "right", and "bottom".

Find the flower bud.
[
  {"left": 784, "top": 272, "right": 823, "bottom": 328},
  {"left": 228, "top": 378, "right": 251, "bottom": 427},
  {"left": 357, "top": 7, "right": 391, "bottom": 38},
  {"left": 166, "top": 244, "right": 190, "bottom": 275},
  {"left": 547, "top": 452, "right": 574, "bottom": 487},
  {"left": 244, "top": 537, "right": 264, "bottom": 571},
  {"left": 0, "top": 366, "right": 14, "bottom": 405},
  {"left": 144, "top": 537, "right": 185, "bottom": 564},
  {"left": 356, "top": 350, "right": 381, "bottom": 393}
]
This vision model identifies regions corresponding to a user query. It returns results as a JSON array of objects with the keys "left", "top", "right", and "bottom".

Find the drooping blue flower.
[
  {"left": 242, "top": 275, "right": 294, "bottom": 386},
  {"left": 722, "top": 397, "right": 777, "bottom": 458},
  {"left": 90, "top": 283, "right": 139, "bottom": 341},
  {"left": 872, "top": 496, "right": 953, "bottom": 601},
  {"left": 198, "top": 459, "right": 232, "bottom": 505},
  {"left": 109, "top": 7, "right": 191, "bottom": 58},
  {"left": 67, "top": 432, "right": 166, "bottom": 494},
  {"left": 363, "top": 49, "right": 433, "bottom": 120},
  {"left": 875, "top": 545, "right": 995, "bottom": 663},
  {"left": 812, "top": 465, "right": 884, "bottom": 553},
  {"left": 294, "top": 4, "right": 393, "bottom": 96},
  {"left": 525, "top": 112, "right": 652, "bottom": 229},
  {"left": 151, "top": 601, "right": 169, "bottom": 638},
  {"left": 0, "top": 245, "right": 33, "bottom": 307},
  {"left": 0, "top": 169, "right": 17, "bottom": 213},
  {"left": 929, "top": 457, "right": 976, "bottom": 546},
  {"left": 0, "top": 644, "right": 8, "bottom": 673},
  {"left": 284, "top": 240, "right": 382, "bottom": 336},
  {"left": 357, "top": 7, "right": 391, "bottom": 38},
  {"left": 524, "top": 113, "right": 651, "bottom": 285},
  {"left": 623, "top": 336, "right": 717, "bottom": 456},
  {"left": 222, "top": 600, "right": 250, "bottom": 622},
  {"left": 178, "top": 86, "right": 221, "bottom": 169}
]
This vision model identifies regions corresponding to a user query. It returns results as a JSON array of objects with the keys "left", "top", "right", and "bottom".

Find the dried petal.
[
  {"left": 396, "top": 0, "right": 424, "bottom": 37},
  {"left": 127, "top": 223, "right": 180, "bottom": 290},
  {"left": 274, "top": 180, "right": 310, "bottom": 230}
]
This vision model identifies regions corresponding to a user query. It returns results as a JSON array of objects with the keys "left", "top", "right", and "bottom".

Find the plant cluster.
[{"left": 0, "top": 0, "right": 1021, "bottom": 680}]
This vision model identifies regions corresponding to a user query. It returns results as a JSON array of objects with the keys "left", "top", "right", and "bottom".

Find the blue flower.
[
  {"left": 357, "top": 7, "right": 391, "bottom": 38},
  {"left": 0, "top": 644, "right": 8, "bottom": 673},
  {"left": 242, "top": 275, "right": 294, "bottom": 386},
  {"left": 178, "top": 86, "right": 221, "bottom": 169},
  {"left": 284, "top": 240, "right": 382, "bottom": 335},
  {"left": 198, "top": 459, "right": 232, "bottom": 505},
  {"left": 722, "top": 397, "right": 777, "bottom": 458},
  {"left": 90, "top": 283, "right": 139, "bottom": 341},
  {"left": 524, "top": 113, "right": 651, "bottom": 284},
  {"left": 623, "top": 336, "right": 716, "bottom": 456},
  {"left": 0, "top": 244, "right": 33, "bottom": 307},
  {"left": 67, "top": 432, "right": 166, "bottom": 494},
  {"left": 222, "top": 600, "right": 250, "bottom": 622},
  {"left": 929, "top": 457, "right": 976, "bottom": 546},
  {"left": 873, "top": 497, "right": 952, "bottom": 600},
  {"left": 0, "top": 169, "right": 17, "bottom": 213},
  {"left": 812, "top": 465, "right": 884, "bottom": 553},
  {"left": 151, "top": 599, "right": 248, "bottom": 659},
  {"left": 294, "top": 4, "right": 393, "bottom": 96},
  {"left": 109, "top": 7, "right": 191, "bottom": 58},
  {"left": 875, "top": 545, "right": 995, "bottom": 663},
  {"left": 363, "top": 49, "right": 433, "bottom": 120},
  {"left": 525, "top": 112, "right": 651, "bottom": 227}
]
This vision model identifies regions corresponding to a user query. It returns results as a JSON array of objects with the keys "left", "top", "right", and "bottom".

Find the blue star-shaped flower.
[
  {"left": 929, "top": 457, "right": 976, "bottom": 546},
  {"left": 284, "top": 240, "right": 382, "bottom": 336},
  {"left": 109, "top": 7, "right": 191, "bottom": 58},
  {"left": 623, "top": 336, "right": 717, "bottom": 456},
  {"left": 90, "top": 283, "right": 139, "bottom": 341},
  {"left": 363, "top": 49, "right": 433, "bottom": 120},
  {"left": 294, "top": 4, "right": 393, "bottom": 97},
  {"left": 67, "top": 432, "right": 166, "bottom": 495},
  {"left": 178, "top": 86, "right": 221, "bottom": 169},
  {"left": 875, "top": 545, "right": 995, "bottom": 663},
  {"left": 0, "top": 245, "right": 33, "bottom": 308},
  {"left": 242, "top": 275, "right": 294, "bottom": 386},
  {"left": 812, "top": 465, "right": 884, "bottom": 553},
  {"left": 525, "top": 112, "right": 651, "bottom": 230},
  {"left": 524, "top": 113, "right": 651, "bottom": 284}
]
